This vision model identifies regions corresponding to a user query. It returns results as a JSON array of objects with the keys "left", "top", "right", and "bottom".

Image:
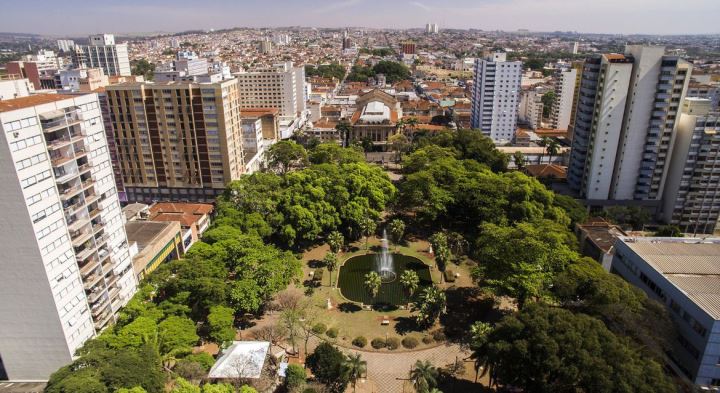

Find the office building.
[
  {"left": 611, "top": 236, "right": 720, "bottom": 387},
  {"left": 470, "top": 52, "right": 522, "bottom": 143},
  {"left": 72, "top": 34, "right": 131, "bottom": 77},
  {"left": 105, "top": 79, "right": 245, "bottom": 203},
  {"left": 235, "top": 62, "right": 307, "bottom": 137},
  {"left": 0, "top": 94, "right": 138, "bottom": 380},
  {"left": 551, "top": 67, "right": 578, "bottom": 130},
  {"left": 662, "top": 98, "right": 720, "bottom": 234},
  {"left": 519, "top": 88, "right": 543, "bottom": 130},
  {"left": 568, "top": 46, "right": 692, "bottom": 202},
  {"left": 57, "top": 40, "right": 75, "bottom": 53}
]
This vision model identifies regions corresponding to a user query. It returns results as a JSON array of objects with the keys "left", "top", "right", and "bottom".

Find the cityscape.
[{"left": 0, "top": 1, "right": 719, "bottom": 392}]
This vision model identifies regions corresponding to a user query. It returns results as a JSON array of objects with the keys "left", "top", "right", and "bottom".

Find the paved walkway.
[{"left": 339, "top": 343, "right": 469, "bottom": 393}]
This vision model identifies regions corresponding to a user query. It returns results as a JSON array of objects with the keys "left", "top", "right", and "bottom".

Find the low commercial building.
[
  {"left": 611, "top": 237, "right": 720, "bottom": 387},
  {"left": 125, "top": 220, "right": 182, "bottom": 281},
  {"left": 148, "top": 202, "right": 214, "bottom": 252}
]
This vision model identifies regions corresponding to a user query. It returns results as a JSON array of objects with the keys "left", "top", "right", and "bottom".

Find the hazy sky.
[{"left": 3, "top": 0, "right": 719, "bottom": 36}]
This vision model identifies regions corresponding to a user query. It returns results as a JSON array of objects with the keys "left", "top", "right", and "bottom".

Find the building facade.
[
  {"left": 234, "top": 62, "right": 306, "bottom": 121},
  {"left": 611, "top": 237, "right": 720, "bottom": 387},
  {"left": 105, "top": 79, "right": 245, "bottom": 203},
  {"left": 72, "top": 34, "right": 131, "bottom": 77},
  {"left": 519, "top": 89, "right": 543, "bottom": 130},
  {"left": 568, "top": 46, "right": 692, "bottom": 203},
  {"left": 470, "top": 52, "right": 522, "bottom": 143},
  {"left": 551, "top": 67, "right": 578, "bottom": 130},
  {"left": 0, "top": 94, "right": 137, "bottom": 380},
  {"left": 662, "top": 98, "right": 720, "bottom": 234}
]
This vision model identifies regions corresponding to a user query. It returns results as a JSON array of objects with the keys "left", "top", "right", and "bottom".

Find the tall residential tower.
[{"left": 470, "top": 52, "right": 522, "bottom": 143}]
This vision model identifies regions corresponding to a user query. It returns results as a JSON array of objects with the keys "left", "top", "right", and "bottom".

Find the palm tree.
[
  {"left": 405, "top": 117, "right": 419, "bottom": 140},
  {"left": 416, "top": 286, "right": 446, "bottom": 326},
  {"left": 343, "top": 353, "right": 367, "bottom": 393},
  {"left": 546, "top": 139, "right": 560, "bottom": 164},
  {"left": 323, "top": 252, "right": 338, "bottom": 287},
  {"left": 400, "top": 270, "right": 420, "bottom": 307},
  {"left": 395, "top": 118, "right": 406, "bottom": 134},
  {"left": 538, "top": 136, "right": 550, "bottom": 164},
  {"left": 364, "top": 271, "right": 382, "bottom": 300},
  {"left": 470, "top": 321, "right": 493, "bottom": 384},
  {"left": 388, "top": 219, "right": 406, "bottom": 249},
  {"left": 410, "top": 360, "right": 438, "bottom": 393},
  {"left": 327, "top": 231, "right": 344, "bottom": 254},
  {"left": 359, "top": 216, "right": 377, "bottom": 250},
  {"left": 335, "top": 120, "right": 352, "bottom": 147}
]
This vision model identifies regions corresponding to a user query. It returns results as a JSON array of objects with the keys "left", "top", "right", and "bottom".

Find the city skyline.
[{"left": 3, "top": 0, "right": 719, "bottom": 36}]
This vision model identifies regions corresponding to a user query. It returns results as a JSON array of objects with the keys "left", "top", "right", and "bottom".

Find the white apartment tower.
[
  {"left": 235, "top": 62, "right": 306, "bottom": 121},
  {"left": 470, "top": 52, "right": 522, "bottom": 143},
  {"left": 551, "top": 67, "right": 578, "bottom": 130},
  {"left": 72, "top": 34, "right": 131, "bottom": 77},
  {"left": 568, "top": 46, "right": 692, "bottom": 202},
  {"left": 0, "top": 94, "right": 138, "bottom": 380},
  {"left": 519, "top": 89, "right": 543, "bottom": 130}
]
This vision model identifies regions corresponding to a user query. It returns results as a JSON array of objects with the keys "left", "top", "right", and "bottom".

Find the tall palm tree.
[
  {"left": 335, "top": 120, "right": 352, "bottom": 147},
  {"left": 323, "top": 252, "right": 338, "bottom": 287},
  {"left": 327, "top": 231, "right": 344, "bottom": 254},
  {"left": 400, "top": 270, "right": 420, "bottom": 298},
  {"left": 343, "top": 353, "right": 367, "bottom": 393},
  {"left": 359, "top": 216, "right": 377, "bottom": 250},
  {"left": 364, "top": 271, "right": 382, "bottom": 300},
  {"left": 546, "top": 139, "right": 560, "bottom": 164},
  {"left": 538, "top": 136, "right": 550, "bottom": 164},
  {"left": 410, "top": 360, "right": 438, "bottom": 393},
  {"left": 405, "top": 117, "right": 419, "bottom": 140}
]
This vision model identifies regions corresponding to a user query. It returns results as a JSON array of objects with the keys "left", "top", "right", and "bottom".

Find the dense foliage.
[
  {"left": 304, "top": 63, "right": 346, "bottom": 80},
  {"left": 346, "top": 60, "right": 410, "bottom": 83}
]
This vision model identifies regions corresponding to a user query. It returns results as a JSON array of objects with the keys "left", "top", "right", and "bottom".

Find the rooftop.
[
  {"left": 620, "top": 237, "right": 720, "bottom": 319},
  {"left": 125, "top": 221, "right": 179, "bottom": 252},
  {"left": 0, "top": 94, "right": 76, "bottom": 113},
  {"left": 208, "top": 341, "right": 270, "bottom": 379}
]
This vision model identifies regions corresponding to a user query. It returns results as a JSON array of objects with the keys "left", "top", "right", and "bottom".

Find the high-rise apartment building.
[
  {"left": 551, "top": 67, "right": 578, "bottom": 130},
  {"left": 402, "top": 42, "right": 416, "bottom": 55},
  {"left": 0, "top": 94, "right": 138, "bottom": 380},
  {"left": 0, "top": 74, "right": 33, "bottom": 100},
  {"left": 57, "top": 40, "right": 75, "bottom": 53},
  {"left": 470, "top": 52, "right": 522, "bottom": 143},
  {"left": 568, "top": 46, "right": 692, "bottom": 202},
  {"left": 105, "top": 79, "right": 245, "bottom": 203},
  {"left": 662, "top": 98, "right": 720, "bottom": 234},
  {"left": 235, "top": 62, "right": 307, "bottom": 122},
  {"left": 519, "top": 88, "right": 543, "bottom": 130},
  {"left": 72, "top": 34, "right": 131, "bottom": 77},
  {"left": 425, "top": 23, "right": 439, "bottom": 34}
]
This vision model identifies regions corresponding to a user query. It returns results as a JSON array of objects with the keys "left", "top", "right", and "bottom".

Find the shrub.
[
  {"left": 371, "top": 338, "right": 386, "bottom": 349},
  {"left": 326, "top": 327, "right": 338, "bottom": 338},
  {"left": 182, "top": 352, "right": 216, "bottom": 371},
  {"left": 352, "top": 336, "right": 367, "bottom": 348},
  {"left": 422, "top": 335, "right": 434, "bottom": 345},
  {"left": 432, "top": 330, "right": 446, "bottom": 342},
  {"left": 444, "top": 269, "right": 456, "bottom": 282},
  {"left": 401, "top": 337, "right": 419, "bottom": 349},
  {"left": 302, "top": 389, "right": 318, "bottom": 393},
  {"left": 311, "top": 323, "right": 327, "bottom": 335},
  {"left": 386, "top": 337, "right": 400, "bottom": 350},
  {"left": 285, "top": 364, "right": 306, "bottom": 392}
]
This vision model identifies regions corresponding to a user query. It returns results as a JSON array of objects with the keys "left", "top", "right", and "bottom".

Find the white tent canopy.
[{"left": 208, "top": 341, "right": 270, "bottom": 379}]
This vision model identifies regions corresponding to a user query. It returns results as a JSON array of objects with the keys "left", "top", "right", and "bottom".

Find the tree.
[
  {"left": 416, "top": 286, "right": 446, "bottom": 326},
  {"left": 265, "top": 140, "right": 308, "bottom": 174},
  {"left": 207, "top": 306, "right": 236, "bottom": 344},
  {"left": 306, "top": 342, "right": 349, "bottom": 393},
  {"left": 410, "top": 360, "right": 439, "bottom": 393},
  {"left": 117, "top": 388, "right": 148, "bottom": 393},
  {"left": 388, "top": 133, "right": 410, "bottom": 162},
  {"left": 335, "top": 121, "right": 352, "bottom": 147},
  {"left": 469, "top": 321, "right": 493, "bottom": 384},
  {"left": 171, "top": 378, "right": 200, "bottom": 393},
  {"left": 103, "top": 316, "right": 158, "bottom": 349},
  {"left": 537, "top": 136, "right": 550, "bottom": 164},
  {"left": 343, "top": 353, "right": 367, "bottom": 393},
  {"left": 360, "top": 136, "right": 374, "bottom": 158},
  {"left": 372, "top": 60, "right": 411, "bottom": 83},
  {"left": 327, "top": 231, "right": 344, "bottom": 254},
  {"left": 541, "top": 91, "right": 555, "bottom": 118},
  {"left": 158, "top": 316, "right": 199, "bottom": 354},
  {"left": 545, "top": 139, "right": 560, "bottom": 163},
  {"left": 308, "top": 143, "right": 364, "bottom": 165},
  {"left": 388, "top": 219, "right": 406, "bottom": 248},
  {"left": 429, "top": 233, "right": 451, "bottom": 271},
  {"left": 323, "top": 252, "right": 339, "bottom": 287},
  {"left": 201, "top": 384, "right": 235, "bottom": 393},
  {"left": 512, "top": 150, "right": 526, "bottom": 171},
  {"left": 285, "top": 364, "right": 307, "bottom": 392},
  {"left": 364, "top": 271, "right": 382, "bottom": 300},
  {"left": 400, "top": 270, "right": 420, "bottom": 300},
  {"left": 603, "top": 206, "right": 651, "bottom": 230},
  {"left": 359, "top": 216, "right": 377, "bottom": 250},
  {"left": 131, "top": 58, "right": 155, "bottom": 80},
  {"left": 655, "top": 225, "right": 683, "bottom": 237},
  {"left": 484, "top": 304, "right": 675, "bottom": 393}
]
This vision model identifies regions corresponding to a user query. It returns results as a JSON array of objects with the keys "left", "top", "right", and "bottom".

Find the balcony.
[
  {"left": 54, "top": 168, "right": 80, "bottom": 184},
  {"left": 79, "top": 257, "right": 100, "bottom": 276},
  {"left": 75, "top": 244, "right": 96, "bottom": 262},
  {"left": 41, "top": 111, "right": 82, "bottom": 133},
  {"left": 71, "top": 230, "right": 94, "bottom": 247},
  {"left": 83, "top": 272, "right": 105, "bottom": 291},
  {"left": 94, "top": 311, "right": 114, "bottom": 330}
]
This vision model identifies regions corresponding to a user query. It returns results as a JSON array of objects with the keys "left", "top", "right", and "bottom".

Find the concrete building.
[
  {"left": 662, "top": 98, "right": 720, "bottom": 234},
  {"left": 401, "top": 42, "right": 416, "bottom": 55},
  {"left": 105, "top": 79, "right": 245, "bottom": 203},
  {"left": 6, "top": 57, "right": 59, "bottom": 90},
  {"left": 470, "top": 52, "right": 522, "bottom": 143},
  {"left": 568, "top": 46, "right": 692, "bottom": 203},
  {"left": 0, "top": 75, "right": 33, "bottom": 100},
  {"left": 349, "top": 89, "right": 400, "bottom": 148},
  {"left": 147, "top": 202, "right": 214, "bottom": 252},
  {"left": 258, "top": 39, "right": 273, "bottom": 54},
  {"left": 611, "top": 237, "right": 720, "bottom": 387},
  {"left": 551, "top": 67, "right": 578, "bottom": 130},
  {"left": 519, "top": 89, "right": 543, "bottom": 130},
  {"left": 125, "top": 220, "right": 182, "bottom": 281},
  {"left": 72, "top": 34, "right": 131, "bottom": 77},
  {"left": 58, "top": 68, "right": 108, "bottom": 92},
  {"left": 154, "top": 51, "right": 210, "bottom": 82},
  {"left": 425, "top": 23, "right": 439, "bottom": 34},
  {"left": 57, "top": 40, "right": 75, "bottom": 53},
  {"left": 235, "top": 62, "right": 307, "bottom": 137},
  {"left": 0, "top": 94, "right": 137, "bottom": 380}
]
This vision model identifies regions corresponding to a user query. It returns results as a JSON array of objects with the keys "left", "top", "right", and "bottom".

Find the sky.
[{"left": 2, "top": 0, "right": 719, "bottom": 36}]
